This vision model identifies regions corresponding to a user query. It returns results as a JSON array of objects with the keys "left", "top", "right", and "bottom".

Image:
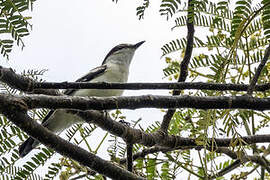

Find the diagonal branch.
[
  {"left": 160, "top": 0, "right": 195, "bottom": 132},
  {"left": 247, "top": 45, "right": 270, "bottom": 95},
  {"left": 0, "top": 102, "right": 144, "bottom": 179},
  {"left": 209, "top": 159, "right": 241, "bottom": 179},
  {"left": 210, "top": 154, "right": 270, "bottom": 179}
]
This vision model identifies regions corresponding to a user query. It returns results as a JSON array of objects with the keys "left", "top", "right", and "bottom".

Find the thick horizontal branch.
[
  {"left": 1, "top": 93, "right": 270, "bottom": 160},
  {"left": 3, "top": 93, "right": 270, "bottom": 111},
  {"left": 1, "top": 66, "right": 270, "bottom": 92}
]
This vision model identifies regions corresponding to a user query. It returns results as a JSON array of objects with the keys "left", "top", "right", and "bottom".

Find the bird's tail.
[{"left": 19, "top": 137, "right": 39, "bottom": 157}]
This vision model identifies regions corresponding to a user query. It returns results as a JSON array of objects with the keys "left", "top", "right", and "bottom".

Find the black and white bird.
[{"left": 19, "top": 41, "right": 145, "bottom": 157}]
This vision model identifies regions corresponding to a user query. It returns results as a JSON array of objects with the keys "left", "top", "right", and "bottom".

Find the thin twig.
[
  {"left": 2, "top": 66, "right": 270, "bottom": 92},
  {"left": 32, "top": 81, "right": 270, "bottom": 91},
  {"left": 119, "top": 146, "right": 171, "bottom": 164},
  {"left": 209, "top": 160, "right": 242, "bottom": 179}
]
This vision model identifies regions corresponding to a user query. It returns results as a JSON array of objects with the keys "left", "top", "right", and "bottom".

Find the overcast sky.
[
  {"left": 2, "top": 1, "right": 260, "bottom": 178},
  {"left": 2, "top": 0, "right": 182, "bottom": 128},
  {"left": 5, "top": 0, "right": 178, "bottom": 83},
  {"left": 3, "top": 0, "right": 185, "bottom": 171}
]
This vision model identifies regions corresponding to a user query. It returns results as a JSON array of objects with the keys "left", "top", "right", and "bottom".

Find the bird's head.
[{"left": 102, "top": 41, "right": 145, "bottom": 66}]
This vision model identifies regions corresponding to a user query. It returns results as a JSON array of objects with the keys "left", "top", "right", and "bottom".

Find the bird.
[{"left": 19, "top": 41, "right": 145, "bottom": 157}]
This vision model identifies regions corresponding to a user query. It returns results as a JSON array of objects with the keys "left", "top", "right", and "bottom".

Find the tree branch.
[
  {"left": 4, "top": 93, "right": 270, "bottom": 148},
  {"left": 210, "top": 145, "right": 270, "bottom": 179},
  {"left": 2, "top": 66, "right": 270, "bottom": 92},
  {"left": 0, "top": 66, "right": 60, "bottom": 95},
  {"left": 119, "top": 146, "right": 191, "bottom": 164},
  {"left": 247, "top": 45, "right": 270, "bottom": 95},
  {"left": 0, "top": 103, "right": 143, "bottom": 179},
  {"left": 210, "top": 154, "right": 270, "bottom": 179},
  {"left": 27, "top": 81, "right": 270, "bottom": 92},
  {"left": 2, "top": 60, "right": 270, "bottom": 178},
  {"left": 68, "top": 110, "right": 270, "bottom": 148},
  {"left": 126, "top": 143, "right": 133, "bottom": 172},
  {"left": 0, "top": 66, "right": 34, "bottom": 92},
  {"left": 209, "top": 159, "right": 241, "bottom": 179},
  {"left": 120, "top": 145, "right": 270, "bottom": 179},
  {"left": 1, "top": 92, "right": 270, "bottom": 178},
  {"left": 5, "top": 93, "right": 270, "bottom": 111},
  {"left": 160, "top": 0, "right": 195, "bottom": 132}
]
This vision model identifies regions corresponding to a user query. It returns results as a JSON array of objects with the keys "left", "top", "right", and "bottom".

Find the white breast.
[
  {"left": 44, "top": 62, "right": 130, "bottom": 133},
  {"left": 73, "top": 62, "right": 129, "bottom": 97}
]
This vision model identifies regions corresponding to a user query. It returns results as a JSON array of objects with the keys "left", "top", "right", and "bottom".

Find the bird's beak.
[{"left": 134, "top": 41, "right": 145, "bottom": 49}]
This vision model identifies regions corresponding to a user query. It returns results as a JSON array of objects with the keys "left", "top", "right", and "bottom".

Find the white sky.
[
  {"left": 2, "top": 1, "right": 182, "bottom": 128},
  {"left": 2, "top": 0, "right": 185, "bottom": 177},
  {"left": 1, "top": 1, "right": 265, "bottom": 179},
  {"left": 5, "top": 0, "right": 176, "bottom": 83}
]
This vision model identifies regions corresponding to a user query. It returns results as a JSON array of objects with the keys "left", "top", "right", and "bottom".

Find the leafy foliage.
[
  {"left": 262, "top": 0, "right": 270, "bottom": 41},
  {"left": 160, "top": 0, "right": 181, "bottom": 20},
  {"left": 0, "top": 0, "right": 34, "bottom": 59},
  {"left": 136, "top": 0, "right": 150, "bottom": 20},
  {"left": 1, "top": 0, "right": 270, "bottom": 179},
  {"left": 0, "top": 69, "right": 55, "bottom": 180},
  {"left": 231, "top": 0, "right": 252, "bottom": 38},
  {"left": 160, "top": 0, "right": 270, "bottom": 179}
]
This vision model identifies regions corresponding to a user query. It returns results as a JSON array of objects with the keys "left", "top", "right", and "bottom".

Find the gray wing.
[
  {"left": 19, "top": 65, "right": 108, "bottom": 157},
  {"left": 41, "top": 64, "right": 107, "bottom": 124},
  {"left": 63, "top": 65, "right": 107, "bottom": 95}
]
